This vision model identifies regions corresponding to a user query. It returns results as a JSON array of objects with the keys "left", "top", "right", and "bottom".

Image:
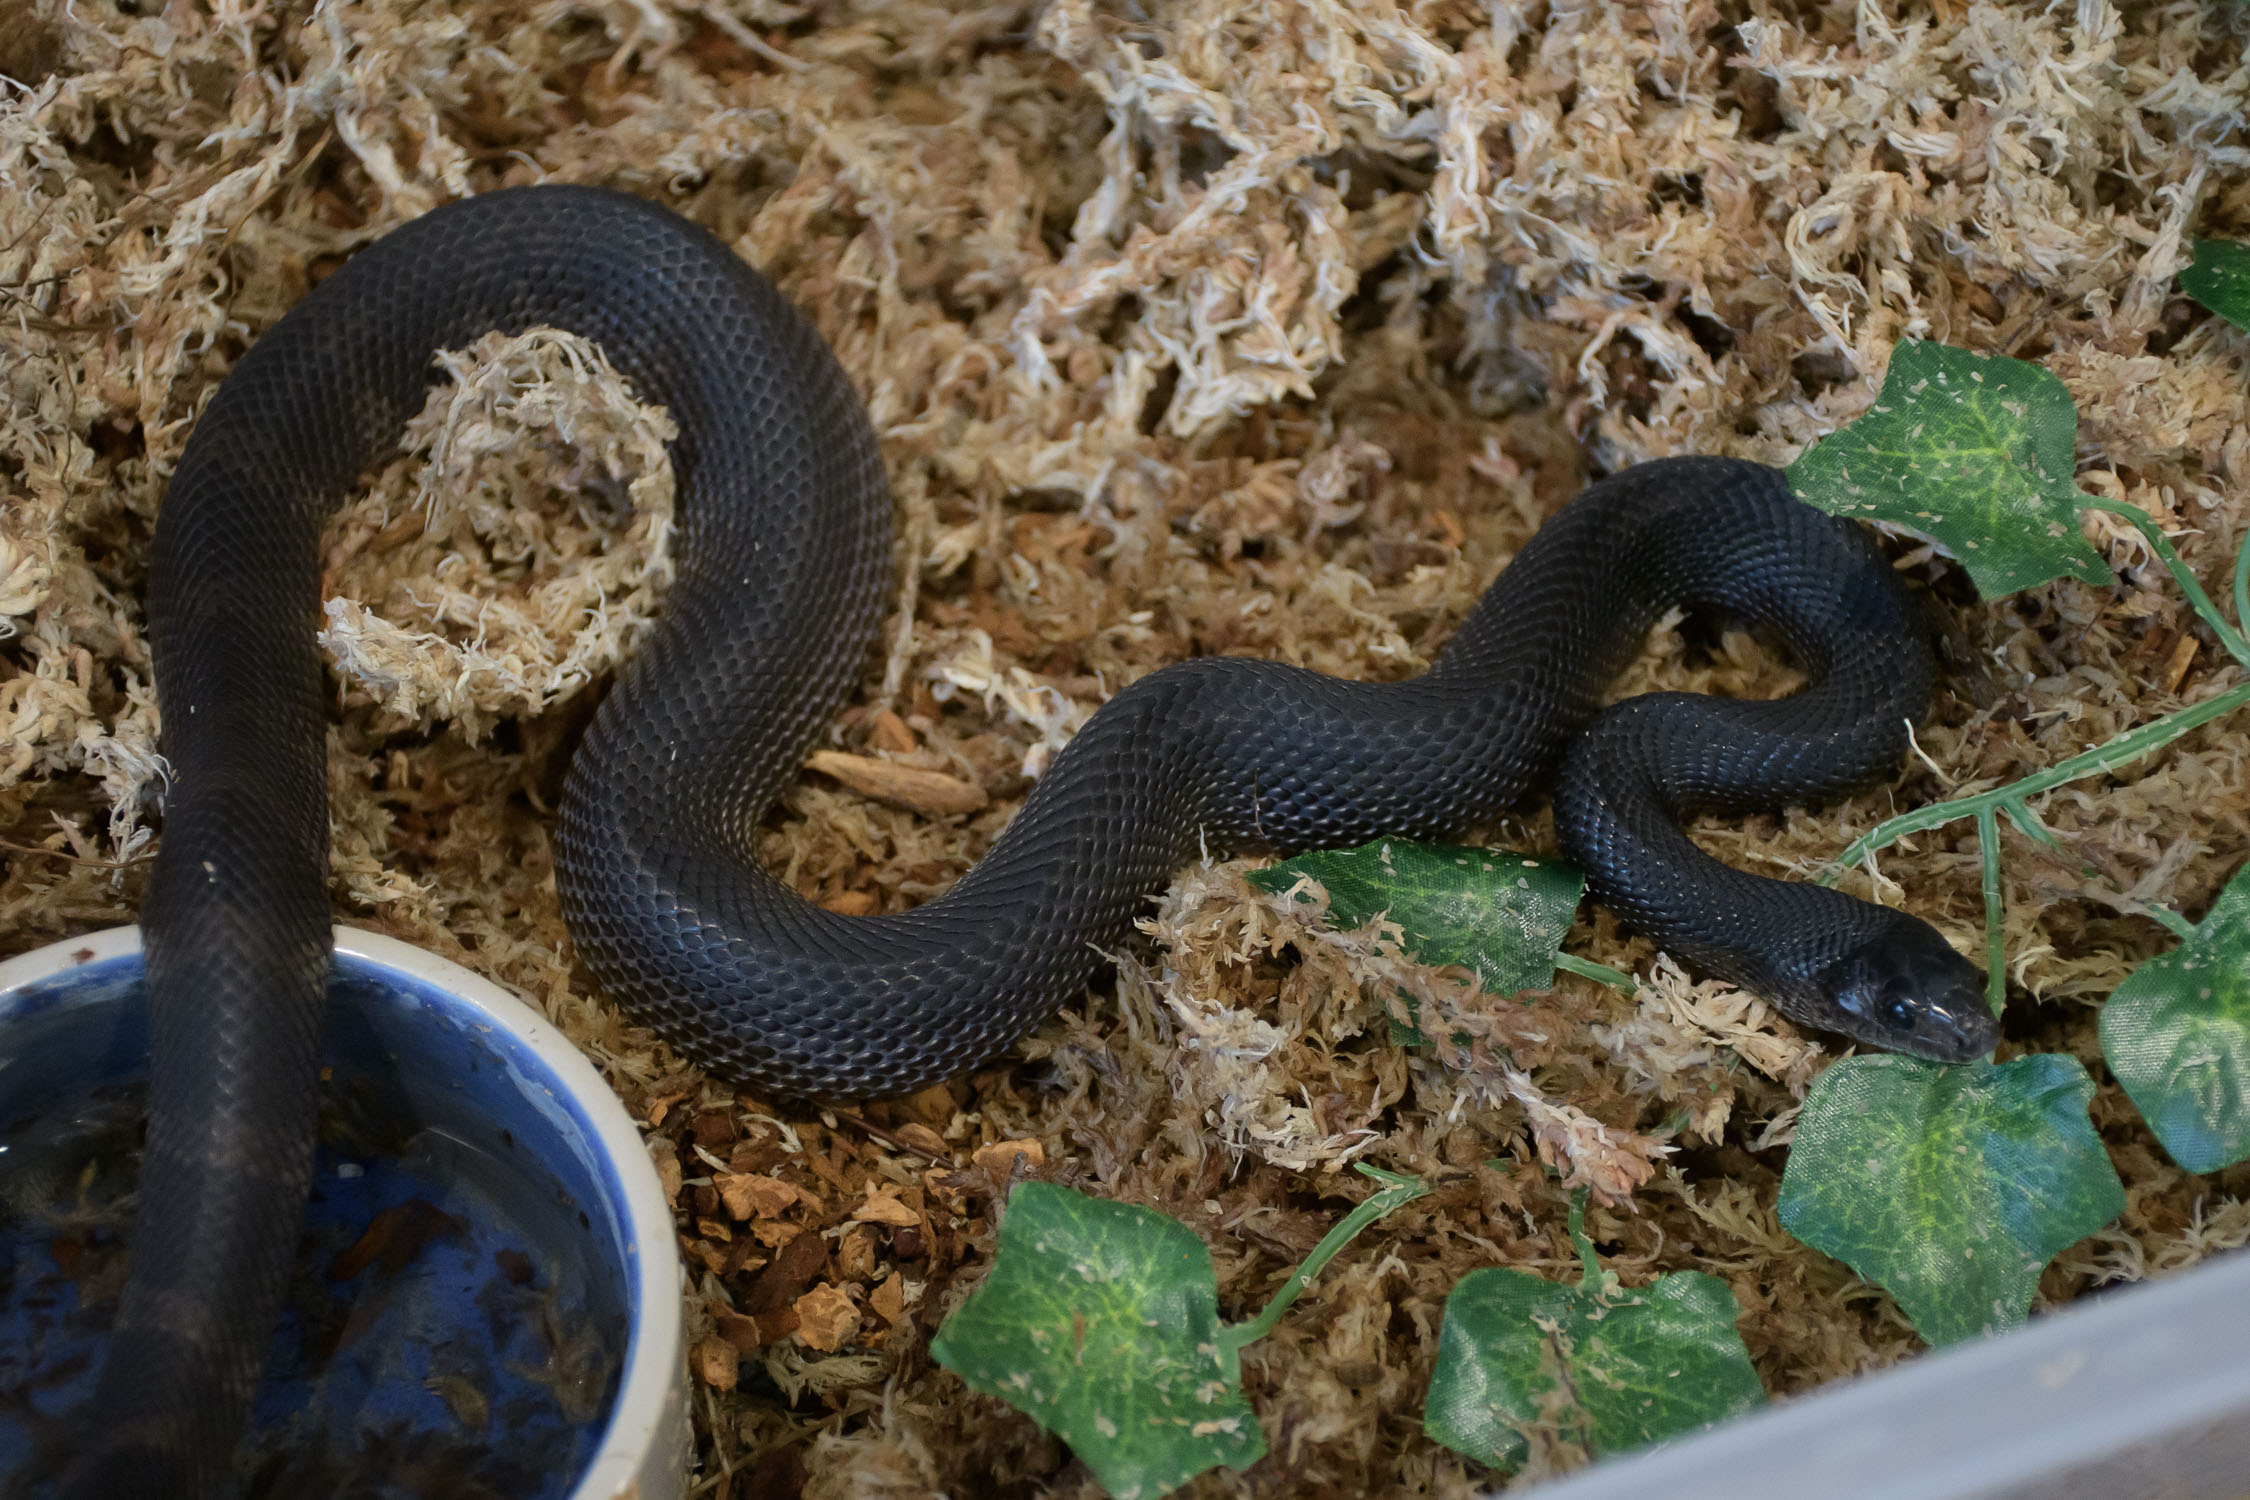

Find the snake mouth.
[{"left": 1817, "top": 923, "right": 2001, "bottom": 1064}]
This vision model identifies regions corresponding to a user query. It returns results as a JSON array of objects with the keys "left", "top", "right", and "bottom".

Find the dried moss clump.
[{"left": 4, "top": 0, "right": 2249, "bottom": 1495}]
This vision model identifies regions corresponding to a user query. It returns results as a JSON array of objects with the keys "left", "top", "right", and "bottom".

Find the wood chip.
[
  {"left": 651, "top": 1143, "right": 683, "bottom": 1207},
  {"left": 837, "top": 1223, "right": 879, "bottom": 1280},
  {"left": 717, "top": 1172, "right": 800, "bottom": 1220},
  {"left": 792, "top": 1283, "right": 860, "bottom": 1351},
  {"left": 899, "top": 1086, "right": 956, "bottom": 1127},
  {"left": 894, "top": 1122, "right": 950, "bottom": 1157},
  {"left": 692, "top": 1336, "right": 739, "bottom": 1390},
  {"left": 715, "top": 1311, "right": 764, "bottom": 1351},
  {"left": 869, "top": 1273, "right": 908, "bottom": 1326},
  {"left": 2162, "top": 632, "right": 2198, "bottom": 693},
  {"left": 852, "top": 1186, "right": 925, "bottom": 1228},
  {"left": 869, "top": 710, "right": 918, "bottom": 753},
  {"left": 822, "top": 888, "right": 878, "bottom": 915},
  {"left": 973, "top": 1137, "right": 1045, "bottom": 1176},
  {"left": 741, "top": 1230, "right": 828, "bottom": 1320},
  {"left": 806, "top": 749, "right": 987, "bottom": 816}
]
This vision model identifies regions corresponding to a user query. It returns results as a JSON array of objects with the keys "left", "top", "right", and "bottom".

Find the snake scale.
[{"left": 63, "top": 185, "right": 1996, "bottom": 1495}]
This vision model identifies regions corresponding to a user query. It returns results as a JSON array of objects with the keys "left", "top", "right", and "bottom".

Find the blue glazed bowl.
[{"left": 0, "top": 925, "right": 686, "bottom": 1499}]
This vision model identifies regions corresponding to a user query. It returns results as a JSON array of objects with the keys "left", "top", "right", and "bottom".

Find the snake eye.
[
  {"left": 1878, "top": 977, "right": 1922, "bottom": 1030},
  {"left": 1825, "top": 925, "right": 1996, "bottom": 1061}
]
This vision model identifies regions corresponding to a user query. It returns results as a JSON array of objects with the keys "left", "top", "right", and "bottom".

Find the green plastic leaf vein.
[
  {"left": 2101, "top": 859, "right": 2250, "bottom": 1174},
  {"left": 1425, "top": 1207, "right": 1765, "bottom": 1471},
  {"left": 1251, "top": 839, "right": 1586, "bottom": 998},
  {"left": 1777, "top": 1055, "right": 2124, "bottom": 1346},
  {"left": 930, "top": 1182, "right": 1263, "bottom": 1498},
  {"left": 1787, "top": 340, "right": 2112, "bottom": 598}
]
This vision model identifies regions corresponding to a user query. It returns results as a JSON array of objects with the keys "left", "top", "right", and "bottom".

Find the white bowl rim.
[{"left": 0, "top": 923, "right": 685, "bottom": 1500}]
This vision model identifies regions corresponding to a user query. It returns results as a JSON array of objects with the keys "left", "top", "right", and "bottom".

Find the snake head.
[{"left": 1818, "top": 922, "right": 1999, "bottom": 1063}]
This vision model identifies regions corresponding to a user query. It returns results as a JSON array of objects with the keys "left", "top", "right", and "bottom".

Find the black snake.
[{"left": 65, "top": 184, "right": 1996, "bottom": 1495}]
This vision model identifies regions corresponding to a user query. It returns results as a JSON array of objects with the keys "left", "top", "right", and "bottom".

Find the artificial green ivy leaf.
[
  {"left": 2180, "top": 238, "right": 2250, "bottom": 333},
  {"left": 2101, "top": 860, "right": 2250, "bottom": 1174},
  {"left": 1252, "top": 839, "right": 1594, "bottom": 1046},
  {"left": 930, "top": 1182, "right": 1263, "bottom": 1498},
  {"left": 1777, "top": 1055, "right": 2124, "bottom": 1347},
  {"left": 1424, "top": 1197, "right": 1765, "bottom": 1471},
  {"left": 1251, "top": 840, "right": 1587, "bottom": 998},
  {"left": 1787, "top": 340, "right": 2113, "bottom": 598}
]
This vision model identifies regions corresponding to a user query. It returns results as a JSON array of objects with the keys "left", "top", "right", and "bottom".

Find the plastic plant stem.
[
  {"left": 1976, "top": 805, "right": 2005, "bottom": 1016},
  {"left": 2136, "top": 902, "right": 2199, "bottom": 943},
  {"left": 1221, "top": 1165, "right": 1429, "bottom": 1348},
  {"left": 1565, "top": 1190, "right": 1599, "bottom": 1281},
  {"left": 1555, "top": 953, "right": 1638, "bottom": 992},
  {"left": 2083, "top": 495, "right": 2250, "bottom": 670},
  {"left": 1825, "top": 501, "right": 2250, "bottom": 875},
  {"left": 1823, "top": 678, "right": 2250, "bottom": 882},
  {"left": 2236, "top": 527, "right": 2250, "bottom": 658}
]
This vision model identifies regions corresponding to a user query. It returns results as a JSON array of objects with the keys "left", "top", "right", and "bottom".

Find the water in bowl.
[{"left": 0, "top": 1073, "right": 626, "bottom": 1498}]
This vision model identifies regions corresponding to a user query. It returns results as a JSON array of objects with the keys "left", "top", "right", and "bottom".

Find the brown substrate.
[{"left": 4, "top": 1, "right": 2249, "bottom": 1494}]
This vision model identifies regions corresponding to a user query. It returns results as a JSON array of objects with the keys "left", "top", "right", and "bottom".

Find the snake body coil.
[{"left": 77, "top": 186, "right": 1994, "bottom": 1494}]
